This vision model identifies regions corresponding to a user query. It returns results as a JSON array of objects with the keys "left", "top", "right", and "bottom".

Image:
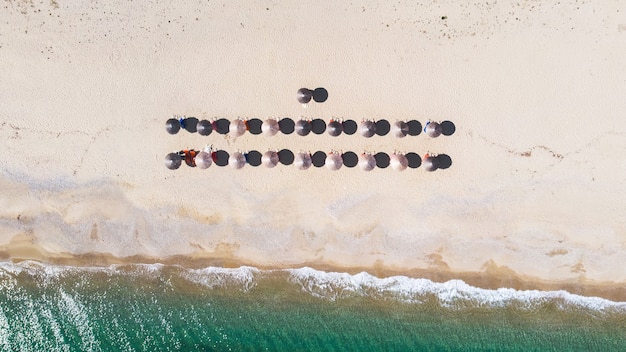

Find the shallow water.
[{"left": 1, "top": 262, "right": 625, "bottom": 351}]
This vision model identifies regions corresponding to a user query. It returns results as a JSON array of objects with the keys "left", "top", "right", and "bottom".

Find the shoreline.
[{"left": 2, "top": 247, "right": 625, "bottom": 303}]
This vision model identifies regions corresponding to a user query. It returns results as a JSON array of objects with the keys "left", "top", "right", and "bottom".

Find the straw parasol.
[
  {"left": 390, "top": 152, "right": 408, "bottom": 171},
  {"left": 262, "top": 118, "right": 280, "bottom": 136},
  {"left": 230, "top": 118, "right": 247, "bottom": 137},
  {"left": 294, "top": 152, "right": 312, "bottom": 170},
  {"left": 164, "top": 153, "right": 182, "bottom": 169},
  {"left": 196, "top": 120, "right": 213, "bottom": 136},
  {"left": 295, "top": 119, "right": 312, "bottom": 136},
  {"left": 262, "top": 150, "right": 279, "bottom": 168},
  {"left": 359, "top": 153, "right": 376, "bottom": 171},
  {"left": 392, "top": 121, "right": 409, "bottom": 138},
  {"left": 194, "top": 151, "right": 212, "bottom": 169},
  {"left": 359, "top": 120, "right": 376, "bottom": 138},
  {"left": 297, "top": 88, "right": 313, "bottom": 104},
  {"left": 326, "top": 151, "right": 343, "bottom": 170},
  {"left": 166, "top": 118, "right": 181, "bottom": 134},
  {"left": 422, "top": 153, "right": 439, "bottom": 171},
  {"left": 327, "top": 119, "right": 343, "bottom": 136},
  {"left": 424, "top": 121, "right": 442, "bottom": 138}
]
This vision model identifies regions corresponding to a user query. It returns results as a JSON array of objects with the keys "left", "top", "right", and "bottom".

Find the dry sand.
[{"left": 1, "top": 1, "right": 625, "bottom": 298}]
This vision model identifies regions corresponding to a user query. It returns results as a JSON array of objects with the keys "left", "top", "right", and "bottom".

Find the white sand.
[{"left": 1, "top": 1, "right": 625, "bottom": 290}]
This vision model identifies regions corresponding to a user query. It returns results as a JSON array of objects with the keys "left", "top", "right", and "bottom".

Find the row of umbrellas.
[
  {"left": 165, "top": 148, "right": 451, "bottom": 172},
  {"left": 166, "top": 117, "right": 454, "bottom": 138}
]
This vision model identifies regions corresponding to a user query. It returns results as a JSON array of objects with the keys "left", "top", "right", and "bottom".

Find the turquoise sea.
[{"left": 1, "top": 261, "right": 625, "bottom": 351}]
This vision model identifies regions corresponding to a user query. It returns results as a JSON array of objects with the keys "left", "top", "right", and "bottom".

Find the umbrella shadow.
[
  {"left": 312, "top": 151, "right": 326, "bottom": 167},
  {"left": 246, "top": 118, "right": 263, "bottom": 135},
  {"left": 441, "top": 121, "right": 456, "bottom": 136},
  {"left": 311, "top": 119, "right": 326, "bottom": 134},
  {"left": 312, "top": 87, "right": 328, "bottom": 103},
  {"left": 405, "top": 152, "right": 422, "bottom": 168},
  {"left": 245, "top": 150, "right": 262, "bottom": 166},
  {"left": 279, "top": 118, "right": 295, "bottom": 134},
  {"left": 375, "top": 120, "right": 390, "bottom": 136},
  {"left": 342, "top": 120, "right": 357, "bottom": 135},
  {"left": 213, "top": 118, "right": 230, "bottom": 134},
  {"left": 341, "top": 151, "right": 358, "bottom": 167},
  {"left": 407, "top": 120, "right": 422, "bottom": 136},
  {"left": 182, "top": 117, "right": 199, "bottom": 133},
  {"left": 374, "top": 152, "right": 390, "bottom": 168},
  {"left": 436, "top": 154, "right": 452, "bottom": 169},
  {"left": 213, "top": 150, "right": 230, "bottom": 166},
  {"left": 278, "top": 149, "right": 295, "bottom": 165}
]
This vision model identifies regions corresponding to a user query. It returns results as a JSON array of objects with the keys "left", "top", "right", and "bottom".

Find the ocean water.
[{"left": 1, "top": 262, "right": 625, "bottom": 351}]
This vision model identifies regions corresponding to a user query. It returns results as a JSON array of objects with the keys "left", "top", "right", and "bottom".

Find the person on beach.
[{"left": 178, "top": 149, "right": 198, "bottom": 167}]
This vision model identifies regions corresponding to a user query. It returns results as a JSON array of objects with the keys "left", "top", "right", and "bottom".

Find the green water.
[{"left": 1, "top": 263, "right": 625, "bottom": 351}]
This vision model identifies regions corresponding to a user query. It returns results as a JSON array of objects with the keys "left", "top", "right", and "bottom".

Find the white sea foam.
[
  {"left": 182, "top": 266, "right": 260, "bottom": 291},
  {"left": 57, "top": 290, "right": 101, "bottom": 352},
  {"left": 286, "top": 267, "right": 626, "bottom": 312}
]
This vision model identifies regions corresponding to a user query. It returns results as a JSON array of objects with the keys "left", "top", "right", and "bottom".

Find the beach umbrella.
[
  {"left": 422, "top": 154, "right": 439, "bottom": 172},
  {"left": 326, "top": 152, "right": 343, "bottom": 170},
  {"left": 327, "top": 120, "right": 342, "bottom": 136},
  {"left": 164, "top": 153, "right": 182, "bottom": 169},
  {"left": 424, "top": 121, "right": 442, "bottom": 138},
  {"left": 230, "top": 118, "right": 247, "bottom": 136},
  {"left": 262, "top": 118, "right": 280, "bottom": 136},
  {"left": 194, "top": 151, "right": 212, "bottom": 169},
  {"left": 262, "top": 150, "right": 279, "bottom": 168},
  {"left": 196, "top": 120, "right": 213, "bottom": 136},
  {"left": 359, "top": 153, "right": 376, "bottom": 171},
  {"left": 229, "top": 151, "right": 246, "bottom": 169},
  {"left": 294, "top": 152, "right": 312, "bottom": 170},
  {"left": 297, "top": 88, "right": 313, "bottom": 104},
  {"left": 295, "top": 119, "right": 312, "bottom": 136},
  {"left": 359, "top": 120, "right": 376, "bottom": 138},
  {"left": 392, "top": 121, "right": 409, "bottom": 138},
  {"left": 165, "top": 118, "right": 181, "bottom": 134},
  {"left": 390, "top": 153, "right": 408, "bottom": 171}
]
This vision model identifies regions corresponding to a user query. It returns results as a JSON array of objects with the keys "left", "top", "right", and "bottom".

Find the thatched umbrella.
[
  {"left": 359, "top": 120, "right": 376, "bottom": 138},
  {"left": 262, "top": 118, "right": 280, "bottom": 136},
  {"left": 422, "top": 153, "right": 439, "bottom": 171},
  {"left": 359, "top": 153, "right": 376, "bottom": 171},
  {"left": 326, "top": 151, "right": 343, "bottom": 170},
  {"left": 166, "top": 118, "right": 181, "bottom": 134},
  {"left": 327, "top": 119, "right": 342, "bottom": 137},
  {"left": 424, "top": 121, "right": 442, "bottom": 138},
  {"left": 262, "top": 150, "right": 279, "bottom": 168},
  {"left": 164, "top": 153, "right": 182, "bottom": 169},
  {"left": 194, "top": 151, "right": 212, "bottom": 169},
  {"left": 196, "top": 120, "right": 213, "bottom": 136},
  {"left": 295, "top": 119, "right": 312, "bottom": 136},
  {"left": 294, "top": 152, "right": 312, "bottom": 170},
  {"left": 392, "top": 121, "right": 409, "bottom": 138},
  {"left": 390, "top": 152, "right": 408, "bottom": 171},
  {"left": 230, "top": 118, "right": 247, "bottom": 137},
  {"left": 297, "top": 88, "right": 313, "bottom": 104},
  {"left": 229, "top": 151, "right": 246, "bottom": 169}
]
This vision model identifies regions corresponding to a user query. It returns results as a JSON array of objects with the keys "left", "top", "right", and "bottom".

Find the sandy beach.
[{"left": 1, "top": 1, "right": 625, "bottom": 299}]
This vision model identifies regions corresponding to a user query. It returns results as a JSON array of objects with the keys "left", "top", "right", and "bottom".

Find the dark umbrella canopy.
[
  {"left": 359, "top": 120, "right": 376, "bottom": 138},
  {"left": 164, "top": 153, "right": 182, "bottom": 170},
  {"left": 297, "top": 88, "right": 313, "bottom": 104},
  {"left": 327, "top": 120, "right": 343, "bottom": 136},
  {"left": 424, "top": 121, "right": 442, "bottom": 138},
  {"left": 165, "top": 119, "right": 181, "bottom": 134},
  {"left": 295, "top": 119, "right": 312, "bottom": 136}
]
